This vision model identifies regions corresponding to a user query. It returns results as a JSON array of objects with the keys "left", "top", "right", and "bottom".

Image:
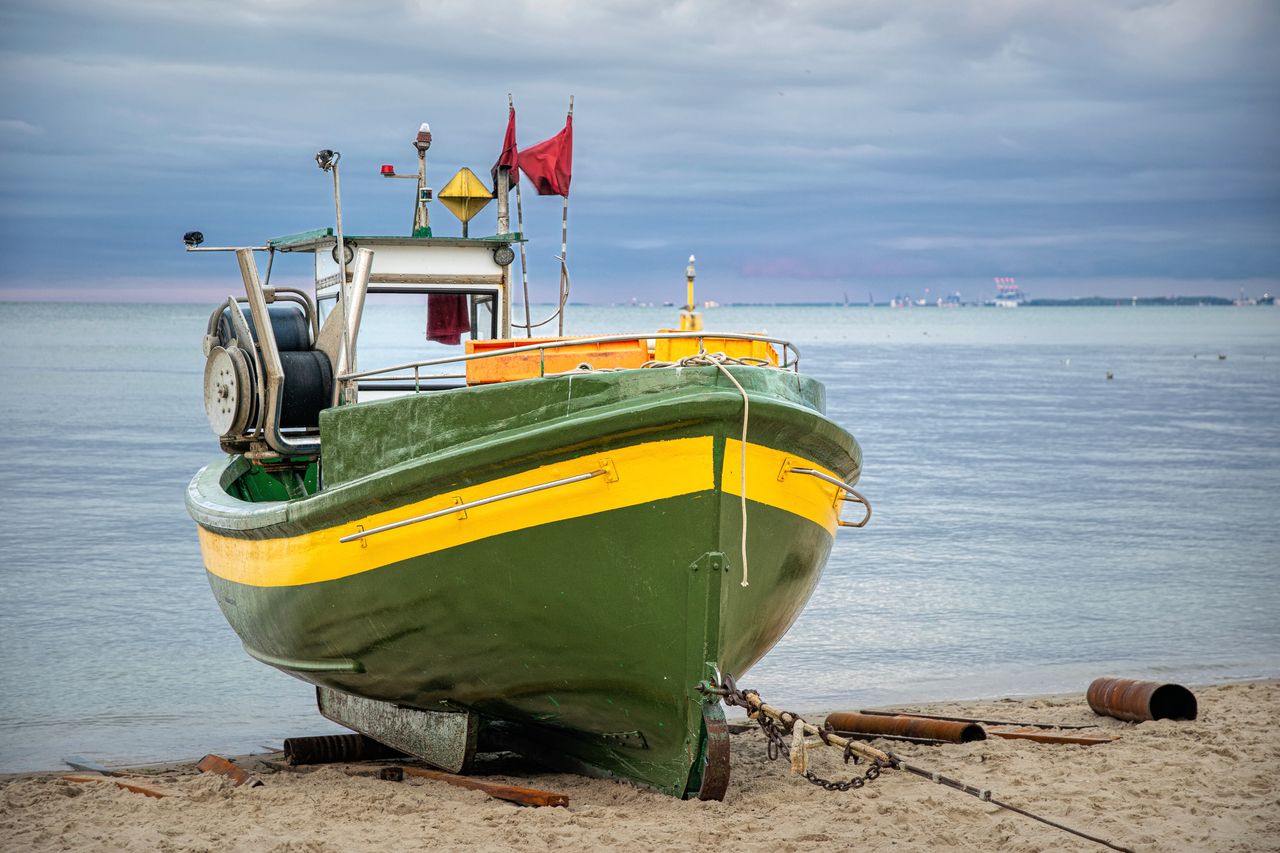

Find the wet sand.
[{"left": 2, "top": 680, "right": 1276, "bottom": 852}]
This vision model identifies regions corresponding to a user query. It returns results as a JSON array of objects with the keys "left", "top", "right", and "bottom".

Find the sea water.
[{"left": 1, "top": 302, "right": 1277, "bottom": 772}]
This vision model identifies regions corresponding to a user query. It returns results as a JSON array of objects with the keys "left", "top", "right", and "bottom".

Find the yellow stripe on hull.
[
  {"left": 722, "top": 439, "right": 844, "bottom": 536},
  {"left": 198, "top": 436, "right": 842, "bottom": 588}
]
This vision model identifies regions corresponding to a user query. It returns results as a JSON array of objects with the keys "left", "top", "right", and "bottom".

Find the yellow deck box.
[
  {"left": 653, "top": 331, "right": 779, "bottom": 365},
  {"left": 465, "top": 336, "right": 650, "bottom": 384}
]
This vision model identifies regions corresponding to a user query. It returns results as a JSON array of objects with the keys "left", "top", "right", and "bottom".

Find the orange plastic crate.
[{"left": 465, "top": 336, "right": 650, "bottom": 384}]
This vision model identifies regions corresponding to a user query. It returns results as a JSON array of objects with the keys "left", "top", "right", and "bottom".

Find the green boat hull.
[{"left": 187, "top": 367, "right": 861, "bottom": 797}]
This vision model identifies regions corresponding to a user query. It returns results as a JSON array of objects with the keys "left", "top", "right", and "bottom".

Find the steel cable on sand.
[{"left": 702, "top": 678, "right": 1136, "bottom": 853}]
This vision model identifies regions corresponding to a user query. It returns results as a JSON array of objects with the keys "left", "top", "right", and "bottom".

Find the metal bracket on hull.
[
  {"left": 597, "top": 730, "right": 648, "bottom": 749},
  {"left": 697, "top": 702, "right": 730, "bottom": 801},
  {"left": 317, "top": 687, "right": 477, "bottom": 774},
  {"left": 688, "top": 551, "right": 729, "bottom": 573}
]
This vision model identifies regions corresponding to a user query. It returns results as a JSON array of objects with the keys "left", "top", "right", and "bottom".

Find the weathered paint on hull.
[
  {"left": 205, "top": 488, "right": 830, "bottom": 795},
  {"left": 187, "top": 368, "right": 860, "bottom": 796}
]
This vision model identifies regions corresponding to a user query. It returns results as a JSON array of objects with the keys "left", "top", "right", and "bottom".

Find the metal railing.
[{"left": 336, "top": 331, "right": 801, "bottom": 388}]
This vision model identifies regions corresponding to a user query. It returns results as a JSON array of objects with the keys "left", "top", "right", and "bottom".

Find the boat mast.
[
  {"left": 413, "top": 124, "right": 432, "bottom": 237},
  {"left": 315, "top": 148, "right": 354, "bottom": 401},
  {"left": 556, "top": 96, "right": 574, "bottom": 336}
]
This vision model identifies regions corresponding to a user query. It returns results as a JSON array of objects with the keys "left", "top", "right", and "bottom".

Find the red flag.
[
  {"left": 518, "top": 114, "right": 572, "bottom": 196},
  {"left": 491, "top": 106, "right": 519, "bottom": 188}
]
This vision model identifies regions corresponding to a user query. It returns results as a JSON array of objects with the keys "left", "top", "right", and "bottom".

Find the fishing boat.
[{"left": 184, "top": 117, "right": 870, "bottom": 800}]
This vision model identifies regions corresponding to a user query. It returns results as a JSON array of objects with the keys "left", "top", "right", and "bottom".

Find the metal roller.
[
  {"left": 218, "top": 304, "right": 311, "bottom": 352},
  {"left": 203, "top": 345, "right": 256, "bottom": 437},
  {"left": 282, "top": 733, "right": 406, "bottom": 766},
  {"left": 1087, "top": 677, "right": 1198, "bottom": 722},
  {"left": 277, "top": 349, "right": 333, "bottom": 428}
]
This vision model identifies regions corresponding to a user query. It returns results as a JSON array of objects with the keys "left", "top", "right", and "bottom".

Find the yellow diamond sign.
[{"left": 438, "top": 167, "right": 494, "bottom": 224}]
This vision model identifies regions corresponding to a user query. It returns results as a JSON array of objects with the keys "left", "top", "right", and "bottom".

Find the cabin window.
[
  {"left": 318, "top": 290, "right": 499, "bottom": 344},
  {"left": 319, "top": 288, "right": 503, "bottom": 400}
]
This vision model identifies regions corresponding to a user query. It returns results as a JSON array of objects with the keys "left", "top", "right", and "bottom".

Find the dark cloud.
[{"left": 1, "top": 0, "right": 1277, "bottom": 301}]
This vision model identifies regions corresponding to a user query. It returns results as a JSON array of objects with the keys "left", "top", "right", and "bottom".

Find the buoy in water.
[{"left": 1106, "top": 371, "right": 1114, "bottom": 380}]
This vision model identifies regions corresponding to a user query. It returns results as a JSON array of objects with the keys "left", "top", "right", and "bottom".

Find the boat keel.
[{"left": 317, "top": 687, "right": 477, "bottom": 774}]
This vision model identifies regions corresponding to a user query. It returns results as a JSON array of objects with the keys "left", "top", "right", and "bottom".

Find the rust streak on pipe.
[
  {"left": 1087, "top": 677, "right": 1198, "bottom": 723},
  {"left": 825, "top": 712, "right": 986, "bottom": 743}
]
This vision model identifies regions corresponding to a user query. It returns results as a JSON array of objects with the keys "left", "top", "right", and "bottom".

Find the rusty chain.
[
  {"left": 698, "top": 676, "right": 1135, "bottom": 853},
  {"left": 706, "top": 676, "right": 891, "bottom": 791}
]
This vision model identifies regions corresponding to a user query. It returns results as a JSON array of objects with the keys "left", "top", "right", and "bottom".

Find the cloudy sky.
[{"left": 1, "top": 0, "right": 1277, "bottom": 303}]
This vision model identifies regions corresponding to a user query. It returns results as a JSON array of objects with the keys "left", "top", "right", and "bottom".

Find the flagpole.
[
  {"left": 516, "top": 180, "right": 532, "bottom": 337},
  {"left": 557, "top": 95, "right": 573, "bottom": 336},
  {"left": 510, "top": 95, "right": 533, "bottom": 339},
  {"left": 557, "top": 194, "right": 568, "bottom": 336}
]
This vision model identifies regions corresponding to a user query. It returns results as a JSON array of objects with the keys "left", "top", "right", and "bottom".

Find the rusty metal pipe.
[
  {"left": 825, "top": 712, "right": 986, "bottom": 743},
  {"left": 283, "top": 733, "right": 406, "bottom": 765},
  {"left": 1087, "top": 677, "right": 1197, "bottom": 722}
]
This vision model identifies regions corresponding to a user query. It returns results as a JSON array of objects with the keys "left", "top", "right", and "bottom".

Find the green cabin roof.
[{"left": 267, "top": 228, "right": 522, "bottom": 252}]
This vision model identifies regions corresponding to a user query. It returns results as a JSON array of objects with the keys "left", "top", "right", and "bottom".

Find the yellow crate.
[{"left": 653, "top": 331, "right": 778, "bottom": 365}]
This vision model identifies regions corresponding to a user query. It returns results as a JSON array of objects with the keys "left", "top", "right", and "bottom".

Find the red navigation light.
[{"left": 380, "top": 164, "right": 395, "bottom": 177}]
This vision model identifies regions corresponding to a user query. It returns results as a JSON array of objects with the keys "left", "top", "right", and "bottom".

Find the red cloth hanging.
[
  {"left": 426, "top": 294, "right": 470, "bottom": 345},
  {"left": 517, "top": 114, "right": 572, "bottom": 197},
  {"left": 491, "top": 106, "right": 519, "bottom": 188}
]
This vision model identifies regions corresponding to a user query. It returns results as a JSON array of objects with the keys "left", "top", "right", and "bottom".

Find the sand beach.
[
  {"left": 3, "top": 2, "right": 1279, "bottom": 851},
  {"left": 2, "top": 680, "right": 1276, "bottom": 852}
]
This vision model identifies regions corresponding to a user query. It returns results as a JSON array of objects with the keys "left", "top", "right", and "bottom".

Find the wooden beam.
[
  {"left": 861, "top": 709, "right": 1097, "bottom": 730},
  {"left": 397, "top": 766, "right": 568, "bottom": 807},
  {"left": 62, "top": 774, "right": 171, "bottom": 799},
  {"left": 988, "top": 728, "right": 1120, "bottom": 746}
]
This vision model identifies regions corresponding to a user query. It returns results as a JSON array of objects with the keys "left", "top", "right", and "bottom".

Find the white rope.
[
  {"left": 713, "top": 358, "right": 751, "bottom": 588},
  {"left": 511, "top": 254, "right": 571, "bottom": 330},
  {"left": 541, "top": 361, "right": 628, "bottom": 377},
  {"left": 643, "top": 351, "right": 755, "bottom": 587},
  {"left": 549, "top": 350, "right": 781, "bottom": 589}
]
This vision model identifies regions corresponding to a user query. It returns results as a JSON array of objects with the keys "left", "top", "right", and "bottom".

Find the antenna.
[{"left": 379, "top": 123, "right": 434, "bottom": 237}]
